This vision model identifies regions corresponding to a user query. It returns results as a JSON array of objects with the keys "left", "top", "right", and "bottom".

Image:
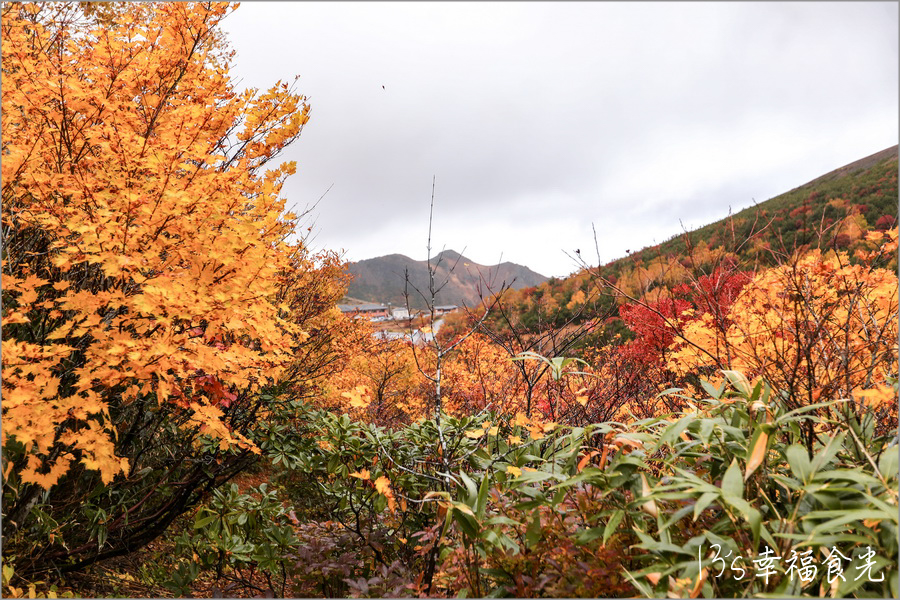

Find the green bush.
[{"left": 169, "top": 372, "right": 898, "bottom": 598}]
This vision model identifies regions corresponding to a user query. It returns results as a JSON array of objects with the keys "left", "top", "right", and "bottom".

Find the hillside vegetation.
[{"left": 454, "top": 145, "right": 898, "bottom": 344}]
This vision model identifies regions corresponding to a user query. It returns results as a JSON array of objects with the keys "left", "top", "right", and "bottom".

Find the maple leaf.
[
  {"left": 349, "top": 469, "right": 371, "bottom": 481},
  {"left": 3, "top": 312, "right": 31, "bottom": 325},
  {"left": 374, "top": 475, "right": 397, "bottom": 513}
]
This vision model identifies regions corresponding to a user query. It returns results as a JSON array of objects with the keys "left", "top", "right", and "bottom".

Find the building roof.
[{"left": 337, "top": 303, "right": 387, "bottom": 312}]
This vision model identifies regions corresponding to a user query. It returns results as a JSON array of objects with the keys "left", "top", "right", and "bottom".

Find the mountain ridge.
[
  {"left": 457, "top": 144, "right": 898, "bottom": 341},
  {"left": 343, "top": 250, "right": 548, "bottom": 310}
]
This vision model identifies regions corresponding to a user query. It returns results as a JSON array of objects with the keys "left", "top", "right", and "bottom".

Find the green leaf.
[
  {"left": 453, "top": 509, "right": 479, "bottom": 539},
  {"left": 785, "top": 445, "right": 811, "bottom": 483},
  {"left": 697, "top": 419, "right": 715, "bottom": 445},
  {"left": 575, "top": 527, "right": 604, "bottom": 545},
  {"left": 603, "top": 509, "right": 625, "bottom": 545},
  {"left": 194, "top": 512, "right": 219, "bottom": 529},
  {"left": 656, "top": 415, "right": 694, "bottom": 451},
  {"left": 809, "top": 509, "right": 897, "bottom": 534},
  {"left": 475, "top": 473, "right": 490, "bottom": 520},
  {"left": 722, "top": 370, "right": 752, "bottom": 396},
  {"left": 859, "top": 492, "right": 900, "bottom": 521},
  {"left": 525, "top": 511, "right": 542, "bottom": 549},
  {"left": 810, "top": 431, "right": 846, "bottom": 474},
  {"left": 516, "top": 469, "right": 559, "bottom": 484},
  {"left": 774, "top": 400, "right": 846, "bottom": 426},
  {"left": 326, "top": 454, "right": 340, "bottom": 474},
  {"left": 722, "top": 495, "right": 761, "bottom": 543},
  {"left": 459, "top": 470, "right": 478, "bottom": 504},
  {"left": 812, "top": 469, "right": 881, "bottom": 486},
  {"left": 692, "top": 492, "right": 719, "bottom": 521},
  {"left": 836, "top": 554, "right": 892, "bottom": 597},
  {"left": 659, "top": 504, "right": 694, "bottom": 533},
  {"left": 878, "top": 447, "right": 898, "bottom": 480},
  {"left": 484, "top": 516, "right": 520, "bottom": 527},
  {"left": 700, "top": 379, "right": 724, "bottom": 399},
  {"left": 721, "top": 459, "right": 743, "bottom": 499},
  {"left": 550, "top": 467, "right": 603, "bottom": 490}
]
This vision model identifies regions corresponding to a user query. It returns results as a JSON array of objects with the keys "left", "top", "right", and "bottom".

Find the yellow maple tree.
[{"left": 2, "top": 2, "right": 312, "bottom": 488}]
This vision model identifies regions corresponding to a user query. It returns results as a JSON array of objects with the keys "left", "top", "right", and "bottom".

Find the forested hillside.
[
  {"left": 451, "top": 145, "right": 898, "bottom": 347},
  {"left": 2, "top": 4, "right": 896, "bottom": 599}
]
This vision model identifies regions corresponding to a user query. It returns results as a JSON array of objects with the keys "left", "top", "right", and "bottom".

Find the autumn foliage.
[
  {"left": 0, "top": 1, "right": 349, "bottom": 576},
  {"left": 668, "top": 233, "right": 899, "bottom": 422},
  {"left": 3, "top": 0, "right": 309, "bottom": 488}
]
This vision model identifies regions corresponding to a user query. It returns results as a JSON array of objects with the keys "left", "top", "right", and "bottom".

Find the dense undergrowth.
[{"left": 9, "top": 379, "right": 895, "bottom": 598}]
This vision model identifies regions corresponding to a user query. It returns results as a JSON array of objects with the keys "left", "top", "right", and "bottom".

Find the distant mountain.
[{"left": 344, "top": 250, "right": 548, "bottom": 310}]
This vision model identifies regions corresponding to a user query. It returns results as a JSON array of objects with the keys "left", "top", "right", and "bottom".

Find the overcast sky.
[{"left": 222, "top": 2, "right": 898, "bottom": 278}]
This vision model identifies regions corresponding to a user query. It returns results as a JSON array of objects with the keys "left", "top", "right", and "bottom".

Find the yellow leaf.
[
  {"left": 744, "top": 432, "right": 768, "bottom": 481},
  {"left": 374, "top": 475, "right": 397, "bottom": 513},
  {"left": 691, "top": 568, "right": 708, "bottom": 598},
  {"left": 512, "top": 412, "right": 529, "bottom": 427},
  {"left": 349, "top": 469, "right": 370, "bottom": 481},
  {"left": 3, "top": 312, "right": 30, "bottom": 325},
  {"left": 576, "top": 395, "right": 588, "bottom": 407},
  {"left": 853, "top": 386, "right": 895, "bottom": 408},
  {"left": 506, "top": 465, "right": 522, "bottom": 477},
  {"left": 464, "top": 428, "right": 485, "bottom": 439},
  {"left": 18, "top": 289, "right": 38, "bottom": 304},
  {"left": 341, "top": 385, "right": 371, "bottom": 408}
]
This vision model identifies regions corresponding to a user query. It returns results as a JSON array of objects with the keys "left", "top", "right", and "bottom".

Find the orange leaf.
[
  {"left": 744, "top": 432, "right": 768, "bottom": 481},
  {"left": 374, "top": 476, "right": 397, "bottom": 513},
  {"left": 349, "top": 469, "right": 370, "bottom": 481}
]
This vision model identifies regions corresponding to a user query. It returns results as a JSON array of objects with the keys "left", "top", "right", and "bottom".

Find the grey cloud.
[{"left": 222, "top": 2, "right": 898, "bottom": 277}]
